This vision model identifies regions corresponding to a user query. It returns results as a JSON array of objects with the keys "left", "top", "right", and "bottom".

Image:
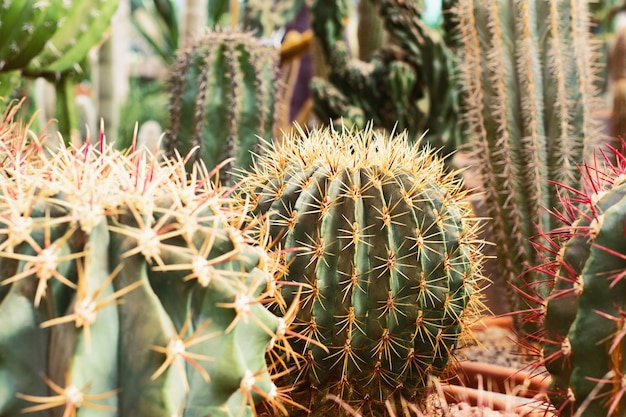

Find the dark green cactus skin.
[
  {"left": 539, "top": 153, "right": 626, "bottom": 416},
  {"left": 455, "top": 0, "right": 600, "bottom": 314},
  {"left": 0, "top": 108, "right": 280, "bottom": 417},
  {"left": 242, "top": 127, "right": 485, "bottom": 415},
  {"left": 309, "top": 0, "right": 460, "bottom": 155},
  {"left": 165, "top": 30, "right": 280, "bottom": 179}
]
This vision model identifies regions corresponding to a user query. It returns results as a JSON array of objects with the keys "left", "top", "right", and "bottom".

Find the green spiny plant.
[
  {"left": 0, "top": 100, "right": 288, "bottom": 417},
  {"left": 0, "top": 0, "right": 122, "bottom": 144},
  {"left": 164, "top": 30, "right": 280, "bottom": 181},
  {"left": 454, "top": 0, "right": 601, "bottom": 316},
  {"left": 309, "top": 0, "right": 461, "bottom": 155},
  {"left": 240, "top": 125, "right": 486, "bottom": 415},
  {"left": 0, "top": 0, "right": 62, "bottom": 73},
  {"left": 524, "top": 144, "right": 626, "bottom": 416}
]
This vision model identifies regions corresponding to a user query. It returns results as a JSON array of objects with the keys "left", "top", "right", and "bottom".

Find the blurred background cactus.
[
  {"left": 454, "top": 0, "right": 603, "bottom": 319},
  {"left": 0, "top": 0, "right": 123, "bottom": 144},
  {"left": 163, "top": 30, "right": 280, "bottom": 180},
  {"left": 309, "top": 0, "right": 461, "bottom": 157},
  {"left": 241, "top": 126, "right": 486, "bottom": 415},
  {"left": 0, "top": 100, "right": 284, "bottom": 417}
]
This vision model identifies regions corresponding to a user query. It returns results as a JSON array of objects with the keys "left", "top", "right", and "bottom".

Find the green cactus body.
[
  {"left": 0, "top": 102, "right": 281, "bottom": 417},
  {"left": 165, "top": 30, "right": 279, "bottom": 178},
  {"left": 0, "top": 0, "right": 62, "bottom": 72},
  {"left": 23, "top": 0, "right": 121, "bottom": 77},
  {"left": 242, "top": 126, "right": 485, "bottom": 415},
  {"left": 538, "top": 147, "right": 626, "bottom": 416},
  {"left": 309, "top": 0, "right": 460, "bottom": 154},
  {"left": 454, "top": 0, "right": 600, "bottom": 314}
]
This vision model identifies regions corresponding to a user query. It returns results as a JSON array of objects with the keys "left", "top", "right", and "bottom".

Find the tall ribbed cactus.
[
  {"left": 455, "top": 0, "right": 601, "bottom": 314},
  {"left": 532, "top": 145, "right": 626, "bottom": 416},
  {"left": 0, "top": 101, "right": 284, "bottom": 417},
  {"left": 241, "top": 126, "right": 486, "bottom": 415},
  {"left": 309, "top": 0, "right": 460, "bottom": 154},
  {"left": 165, "top": 30, "right": 280, "bottom": 179}
]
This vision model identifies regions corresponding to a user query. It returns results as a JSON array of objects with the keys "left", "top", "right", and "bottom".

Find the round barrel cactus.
[
  {"left": 0, "top": 101, "right": 282, "bottom": 417},
  {"left": 241, "top": 126, "right": 486, "bottom": 415},
  {"left": 533, "top": 143, "right": 626, "bottom": 417}
]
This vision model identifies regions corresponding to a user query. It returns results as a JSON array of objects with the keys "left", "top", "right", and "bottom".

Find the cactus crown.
[{"left": 241, "top": 125, "right": 486, "bottom": 415}]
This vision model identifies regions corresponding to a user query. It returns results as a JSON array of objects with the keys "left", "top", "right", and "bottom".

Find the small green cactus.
[
  {"left": 164, "top": 30, "right": 280, "bottom": 180},
  {"left": 240, "top": 125, "right": 486, "bottom": 415},
  {"left": 454, "top": 0, "right": 602, "bottom": 315},
  {"left": 0, "top": 101, "right": 284, "bottom": 417},
  {"left": 531, "top": 144, "right": 626, "bottom": 416}
]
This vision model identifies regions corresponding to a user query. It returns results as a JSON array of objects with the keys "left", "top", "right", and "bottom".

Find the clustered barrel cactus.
[
  {"left": 454, "top": 0, "right": 601, "bottom": 314},
  {"left": 241, "top": 126, "right": 486, "bottom": 415},
  {"left": 0, "top": 101, "right": 283, "bottom": 417},
  {"left": 165, "top": 30, "right": 280, "bottom": 180},
  {"left": 532, "top": 144, "right": 626, "bottom": 417}
]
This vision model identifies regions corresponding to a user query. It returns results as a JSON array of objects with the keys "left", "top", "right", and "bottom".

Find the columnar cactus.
[
  {"left": 309, "top": 0, "right": 460, "bottom": 154},
  {"left": 454, "top": 0, "right": 601, "bottom": 314},
  {"left": 533, "top": 145, "right": 626, "bottom": 416},
  {"left": 241, "top": 126, "right": 486, "bottom": 415},
  {"left": 164, "top": 30, "right": 280, "bottom": 180},
  {"left": 0, "top": 101, "right": 283, "bottom": 417}
]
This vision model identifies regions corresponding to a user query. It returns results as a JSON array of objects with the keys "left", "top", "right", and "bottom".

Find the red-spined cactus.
[{"left": 528, "top": 144, "right": 626, "bottom": 416}]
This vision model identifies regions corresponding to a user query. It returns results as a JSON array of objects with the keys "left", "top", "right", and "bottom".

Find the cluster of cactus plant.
[
  {"left": 164, "top": 30, "right": 280, "bottom": 181},
  {"left": 454, "top": 0, "right": 602, "bottom": 314},
  {"left": 0, "top": 101, "right": 285, "bottom": 417},
  {"left": 527, "top": 144, "right": 626, "bottom": 416},
  {"left": 309, "top": 0, "right": 461, "bottom": 154},
  {"left": 240, "top": 125, "right": 486, "bottom": 415}
]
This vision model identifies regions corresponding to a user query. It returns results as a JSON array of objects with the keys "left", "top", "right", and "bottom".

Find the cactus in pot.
[
  {"left": 164, "top": 30, "right": 280, "bottom": 182},
  {"left": 454, "top": 0, "right": 602, "bottom": 316},
  {"left": 0, "top": 100, "right": 284, "bottom": 417},
  {"left": 239, "top": 125, "right": 486, "bottom": 415}
]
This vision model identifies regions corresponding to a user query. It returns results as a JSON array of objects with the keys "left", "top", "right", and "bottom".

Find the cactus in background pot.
[
  {"left": 164, "top": 30, "right": 280, "bottom": 181},
  {"left": 454, "top": 0, "right": 602, "bottom": 316},
  {"left": 531, "top": 144, "right": 626, "bottom": 416},
  {"left": 0, "top": 100, "right": 283, "bottom": 417},
  {"left": 240, "top": 125, "right": 486, "bottom": 415}
]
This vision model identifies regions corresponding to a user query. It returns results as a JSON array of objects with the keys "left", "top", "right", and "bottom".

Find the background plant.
[
  {"left": 454, "top": 0, "right": 602, "bottom": 317},
  {"left": 309, "top": 0, "right": 461, "bottom": 156}
]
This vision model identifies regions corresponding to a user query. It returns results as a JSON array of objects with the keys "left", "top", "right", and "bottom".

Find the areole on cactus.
[
  {"left": 0, "top": 100, "right": 289, "bottom": 417},
  {"left": 239, "top": 125, "right": 487, "bottom": 415}
]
